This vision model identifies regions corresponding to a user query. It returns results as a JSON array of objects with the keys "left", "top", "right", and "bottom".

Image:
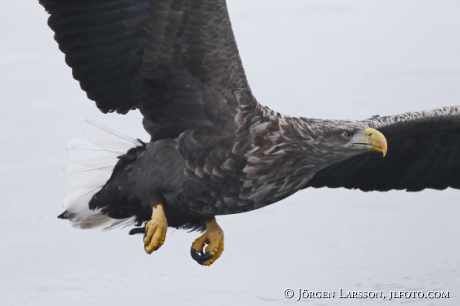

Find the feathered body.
[{"left": 81, "top": 102, "right": 373, "bottom": 230}]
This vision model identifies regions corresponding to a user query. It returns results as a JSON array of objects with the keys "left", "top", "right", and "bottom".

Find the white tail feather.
[
  {"left": 64, "top": 164, "right": 114, "bottom": 188},
  {"left": 63, "top": 187, "right": 102, "bottom": 213},
  {"left": 71, "top": 155, "right": 119, "bottom": 168},
  {"left": 63, "top": 120, "right": 142, "bottom": 230},
  {"left": 67, "top": 138, "right": 125, "bottom": 160},
  {"left": 83, "top": 119, "right": 141, "bottom": 149}
]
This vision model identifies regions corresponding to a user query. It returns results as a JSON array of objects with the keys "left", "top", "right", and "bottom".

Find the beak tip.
[{"left": 365, "top": 128, "right": 388, "bottom": 157}]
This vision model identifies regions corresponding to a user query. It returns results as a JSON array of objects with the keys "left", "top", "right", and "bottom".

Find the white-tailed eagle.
[{"left": 40, "top": 0, "right": 460, "bottom": 266}]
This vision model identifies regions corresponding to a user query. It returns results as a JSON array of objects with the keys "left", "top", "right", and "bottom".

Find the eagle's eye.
[{"left": 342, "top": 131, "right": 354, "bottom": 139}]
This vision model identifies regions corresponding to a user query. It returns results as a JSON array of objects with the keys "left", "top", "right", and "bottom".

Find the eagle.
[{"left": 40, "top": 0, "right": 460, "bottom": 266}]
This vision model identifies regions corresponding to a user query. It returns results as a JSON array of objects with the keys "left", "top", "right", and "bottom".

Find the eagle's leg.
[
  {"left": 190, "top": 219, "right": 224, "bottom": 266},
  {"left": 144, "top": 203, "right": 168, "bottom": 254}
]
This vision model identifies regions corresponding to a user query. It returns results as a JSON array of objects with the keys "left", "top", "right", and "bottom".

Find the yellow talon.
[
  {"left": 191, "top": 219, "right": 224, "bottom": 266},
  {"left": 144, "top": 203, "right": 168, "bottom": 254}
]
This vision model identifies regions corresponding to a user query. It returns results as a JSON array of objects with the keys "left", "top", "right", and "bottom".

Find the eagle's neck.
[{"left": 238, "top": 104, "right": 350, "bottom": 206}]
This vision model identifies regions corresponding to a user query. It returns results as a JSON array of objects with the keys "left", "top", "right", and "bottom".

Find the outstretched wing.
[
  {"left": 306, "top": 106, "right": 460, "bottom": 191},
  {"left": 40, "top": 0, "right": 252, "bottom": 140}
]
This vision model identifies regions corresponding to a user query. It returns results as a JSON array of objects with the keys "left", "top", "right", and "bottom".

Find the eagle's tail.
[{"left": 59, "top": 119, "right": 142, "bottom": 230}]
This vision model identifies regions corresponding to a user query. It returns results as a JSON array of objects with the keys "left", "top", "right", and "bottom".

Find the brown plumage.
[{"left": 41, "top": 0, "right": 460, "bottom": 265}]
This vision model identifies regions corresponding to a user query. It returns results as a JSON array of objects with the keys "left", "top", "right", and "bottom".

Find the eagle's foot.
[
  {"left": 190, "top": 219, "right": 224, "bottom": 266},
  {"left": 144, "top": 203, "right": 168, "bottom": 254}
]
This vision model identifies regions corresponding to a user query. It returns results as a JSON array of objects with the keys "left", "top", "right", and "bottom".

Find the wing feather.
[
  {"left": 306, "top": 106, "right": 460, "bottom": 192},
  {"left": 41, "top": 0, "right": 253, "bottom": 140}
]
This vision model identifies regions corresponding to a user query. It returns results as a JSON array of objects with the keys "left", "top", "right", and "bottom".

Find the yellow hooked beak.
[{"left": 353, "top": 128, "right": 388, "bottom": 157}]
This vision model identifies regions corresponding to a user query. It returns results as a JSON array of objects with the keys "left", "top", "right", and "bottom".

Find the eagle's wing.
[
  {"left": 40, "top": 0, "right": 252, "bottom": 140},
  {"left": 306, "top": 106, "right": 460, "bottom": 191}
]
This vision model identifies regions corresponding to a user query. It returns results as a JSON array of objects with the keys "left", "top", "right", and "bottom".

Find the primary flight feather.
[{"left": 40, "top": 0, "right": 460, "bottom": 266}]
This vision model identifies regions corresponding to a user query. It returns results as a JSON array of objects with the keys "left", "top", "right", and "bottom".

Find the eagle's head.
[
  {"left": 343, "top": 127, "right": 387, "bottom": 156},
  {"left": 293, "top": 119, "right": 388, "bottom": 166}
]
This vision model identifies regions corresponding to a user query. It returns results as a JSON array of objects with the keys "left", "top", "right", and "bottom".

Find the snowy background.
[{"left": 1, "top": 0, "right": 460, "bottom": 305}]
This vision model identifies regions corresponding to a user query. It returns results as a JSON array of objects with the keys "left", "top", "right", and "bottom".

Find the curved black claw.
[
  {"left": 128, "top": 227, "right": 146, "bottom": 235},
  {"left": 191, "top": 248, "right": 213, "bottom": 265}
]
